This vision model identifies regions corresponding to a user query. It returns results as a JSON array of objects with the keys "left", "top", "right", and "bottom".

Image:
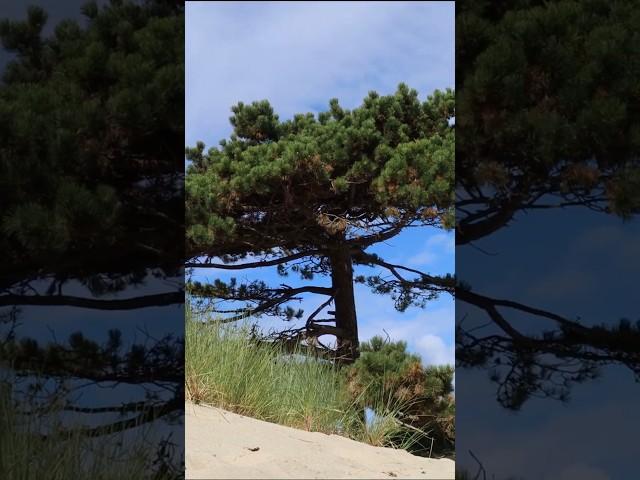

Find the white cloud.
[
  {"left": 426, "top": 232, "right": 455, "bottom": 253},
  {"left": 406, "top": 231, "right": 455, "bottom": 267},
  {"left": 415, "top": 334, "right": 454, "bottom": 366},
  {"left": 406, "top": 250, "right": 437, "bottom": 266},
  {"left": 186, "top": 1, "right": 454, "bottom": 146},
  {"left": 355, "top": 286, "right": 455, "bottom": 366}
]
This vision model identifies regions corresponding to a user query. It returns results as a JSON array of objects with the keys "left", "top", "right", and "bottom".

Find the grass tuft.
[
  {"left": 0, "top": 382, "right": 164, "bottom": 480},
  {"left": 186, "top": 305, "right": 428, "bottom": 452}
]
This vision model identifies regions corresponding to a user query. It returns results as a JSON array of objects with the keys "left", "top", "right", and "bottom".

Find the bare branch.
[
  {"left": 186, "top": 250, "right": 321, "bottom": 269},
  {"left": 456, "top": 289, "right": 589, "bottom": 333},
  {"left": 355, "top": 252, "right": 455, "bottom": 291},
  {"left": 0, "top": 292, "right": 183, "bottom": 310},
  {"left": 305, "top": 296, "right": 334, "bottom": 328}
]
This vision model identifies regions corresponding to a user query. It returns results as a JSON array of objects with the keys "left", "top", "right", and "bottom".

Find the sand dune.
[{"left": 186, "top": 402, "right": 454, "bottom": 479}]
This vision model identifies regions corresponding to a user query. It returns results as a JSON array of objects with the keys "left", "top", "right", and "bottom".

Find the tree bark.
[{"left": 328, "top": 246, "right": 359, "bottom": 364}]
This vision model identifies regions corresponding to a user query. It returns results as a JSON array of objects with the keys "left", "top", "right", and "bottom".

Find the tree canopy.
[
  {"left": 455, "top": 0, "right": 640, "bottom": 409},
  {"left": 457, "top": 0, "right": 640, "bottom": 245},
  {"left": 0, "top": 0, "right": 184, "bottom": 451},
  {"left": 0, "top": 0, "right": 184, "bottom": 306},
  {"left": 186, "top": 84, "right": 455, "bottom": 361}
]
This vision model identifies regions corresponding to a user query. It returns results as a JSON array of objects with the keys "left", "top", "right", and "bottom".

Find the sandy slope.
[{"left": 186, "top": 402, "right": 454, "bottom": 479}]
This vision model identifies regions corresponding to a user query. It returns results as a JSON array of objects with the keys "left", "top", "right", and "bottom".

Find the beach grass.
[
  {"left": 0, "top": 382, "right": 176, "bottom": 480},
  {"left": 0, "top": 385, "right": 165, "bottom": 480},
  {"left": 185, "top": 304, "right": 428, "bottom": 451}
]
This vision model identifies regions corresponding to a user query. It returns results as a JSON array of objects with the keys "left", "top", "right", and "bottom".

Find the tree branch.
[
  {"left": 186, "top": 250, "right": 320, "bottom": 269},
  {"left": 305, "top": 296, "right": 334, "bottom": 328},
  {"left": 198, "top": 285, "right": 334, "bottom": 323},
  {"left": 346, "top": 223, "right": 408, "bottom": 247},
  {"left": 41, "top": 395, "right": 182, "bottom": 440},
  {"left": 0, "top": 292, "right": 184, "bottom": 310},
  {"left": 455, "top": 289, "right": 590, "bottom": 333},
  {"left": 355, "top": 252, "right": 455, "bottom": 291}
]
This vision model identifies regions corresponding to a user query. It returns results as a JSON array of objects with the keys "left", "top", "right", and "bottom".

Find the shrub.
[{"left": 344, "top": 335, "right": 455, "bottom": 456}]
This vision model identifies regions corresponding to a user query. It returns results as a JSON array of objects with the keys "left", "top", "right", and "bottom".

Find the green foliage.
[
  {"left": 186, "top": 309, "right": 353, "bottom": 433},
  {"left": 0, "top": 327, "right": 183, "bottom": 385},
  {"left": 185, "top": 306, "right": 424, "bottom": 451},
  {"left": 345, "top": 337, "right": 421, "bottom": 394},
  {"left": 229, "top": 100, "right": 280, "bottom": 143},
  {"left": 345, "top": 336, "right": 455, "bottom": 456},
  {"left": 0, "top": 383, "right": 172, "bottom": 479},
  {"left": 457, "top": 0, "right": 640, "bottom": 238},
  {"left": 456, "top": 0, "right": 640, "bottom": 410},
  {"left": 186, "top": 84, "right": 454, "bottom": 257},
  {"left": 186, "top": 86, "right": 455, "bottom": 352},
  {"left": 0, "top": 0, "right": 184, "bottom": 289}
]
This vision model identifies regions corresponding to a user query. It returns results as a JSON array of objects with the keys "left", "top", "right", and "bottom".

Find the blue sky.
[
  {"left": 186, "top": 1, "right": 455, "bottom": 366},
  {"left": 456, "top": 207, "right": 640, "bottom": 479}
]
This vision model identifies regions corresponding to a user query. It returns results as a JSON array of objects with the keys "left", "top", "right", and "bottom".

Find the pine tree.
[
  {"left": 457, "top": 0, "right": 640, "bottom": 244},
  {"left": 455, "top": 0, "right": 640, "bottom": 409},
  {"left": 0, "top": 0, "right": 184, "bottom": 445},
  {"left": 345, "top": 336, "right": 455, "bottom": 456},
  {"left": 0, "top": 0, "right": 184, "bottom": 302},
  {"left": 186, "top": 85, "right": 455, "bottom": 362}
]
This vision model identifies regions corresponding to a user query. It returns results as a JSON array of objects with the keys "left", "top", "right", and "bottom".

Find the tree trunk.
[{"left": 328, "top": 247, "right": 359, "bottom": 364}]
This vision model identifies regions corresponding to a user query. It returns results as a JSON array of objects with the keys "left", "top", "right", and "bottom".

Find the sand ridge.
[{"left": 186, "top": 401, "right": 454, "bottom": 479}]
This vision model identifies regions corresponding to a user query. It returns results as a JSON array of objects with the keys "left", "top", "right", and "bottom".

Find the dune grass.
[
  {"left": 0, "top": 382, "right": 168, "bottom": 480},
  {"left": 185, "top": 305, "right": 428, "bottom": 452}
]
